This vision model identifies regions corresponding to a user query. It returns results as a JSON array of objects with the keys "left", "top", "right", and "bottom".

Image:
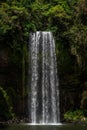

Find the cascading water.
[{"left": 28, "top": 31, "right": 60, "bottom": 124}]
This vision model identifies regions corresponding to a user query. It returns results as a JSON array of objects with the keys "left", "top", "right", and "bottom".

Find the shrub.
[{"left": 64, "top": 109, "right": 87, "bottom": 122}]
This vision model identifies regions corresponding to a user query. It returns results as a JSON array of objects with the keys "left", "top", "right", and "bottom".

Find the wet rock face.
[
  {"left": 81, "top": 82, "right": 87, "bottom": 109},
  {"left": 0, "top": 49, "right": 9, "bottom": 67},
  {"left": 0, "top": 47, "right": 23, "bottom": 116},
  {"left": 0, "top": 48, "right": 9, "bottom": 86}
]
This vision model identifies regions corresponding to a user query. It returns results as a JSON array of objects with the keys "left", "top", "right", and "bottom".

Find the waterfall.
[{"left": 28, "top": 31, "right": 60, "bottom": 124}]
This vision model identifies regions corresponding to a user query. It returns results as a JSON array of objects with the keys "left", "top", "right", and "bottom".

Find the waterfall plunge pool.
[{"left": 0, "top": 124, "right": 87, "bottom": 130}]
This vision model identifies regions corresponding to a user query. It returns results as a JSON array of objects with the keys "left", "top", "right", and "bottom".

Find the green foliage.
[
  {"left": 0, "top": 86, "right": 14, "bottom": 120},
  {"left": 45, "top": 5, "right": 69, "bottom": 18},
  {"left": 0, "top": 2, "right": 29, "bottom": 34},
  {"left": 0, "top": 1, "right": 30, "bottom": 66},
  {"left": 65, "top": 0, "right": 87, "bottom": 68},
  {"left": 64, "top": 109, "right": 87, "bottom": 122}
]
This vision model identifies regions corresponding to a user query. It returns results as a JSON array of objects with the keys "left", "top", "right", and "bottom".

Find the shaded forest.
[{"left": 0, "top": 0, "right": 87, "bottom": 122}]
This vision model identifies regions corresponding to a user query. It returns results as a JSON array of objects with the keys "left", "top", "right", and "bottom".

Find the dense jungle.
[{"left": 0, "top": 0, "right": 87, "bottom": 123}]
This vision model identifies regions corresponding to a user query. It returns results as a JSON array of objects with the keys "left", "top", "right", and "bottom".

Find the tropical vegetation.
[{"left": 0, "top": 0, "right": 87, "bottom": 122}]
